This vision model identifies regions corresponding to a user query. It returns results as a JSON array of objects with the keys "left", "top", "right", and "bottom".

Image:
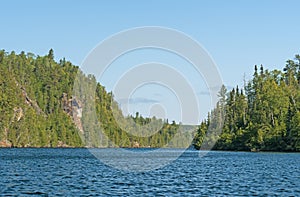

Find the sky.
[{"left": 1, "top": 0, "right": 300, "bottom": 123}]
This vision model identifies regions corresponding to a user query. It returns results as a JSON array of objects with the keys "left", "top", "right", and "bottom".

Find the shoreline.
[{"left": 0, "top": 146, "right": 299, "bottom": 153}]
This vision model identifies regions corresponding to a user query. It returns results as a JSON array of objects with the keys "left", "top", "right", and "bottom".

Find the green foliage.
[
  {"left": 7, "top": 49, "right": 300, "bottom": 151},
  {"left": 194, "top": 56, "right": 300, "bottom": 151},
  {"left": 0, "top": 50, "right": 84, "bottom": 147},
  {"left": 0, "top": 49, "right": 184, "bottom": 148}
]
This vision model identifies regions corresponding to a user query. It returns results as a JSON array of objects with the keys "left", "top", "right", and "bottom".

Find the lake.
[{"left": 1, "top": 148, "right": 299, "bottom": 196}]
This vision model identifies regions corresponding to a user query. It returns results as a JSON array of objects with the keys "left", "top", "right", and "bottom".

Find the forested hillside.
[
  {"left": 194, "top": 56, "right": 300, "bottom": 151},
  {"left": 0, "top": 49, "right": 183, "bottom": 148},
  {"left": 2, "top": 49, "right": 300, "bottom": 151}
]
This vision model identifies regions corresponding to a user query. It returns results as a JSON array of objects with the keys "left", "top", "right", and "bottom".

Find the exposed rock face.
[
  {"left": 12, "top": 107, "right": 23, "bottom": 122},
  {"left": 0, "top": 140, "right": 12, "bottom": 148},
  {"left": 132, "top": 141, "right": 140, "bottom": 148},
  {"left": 57, "top": 140, "right": 71, "bottom": 148},
  {"left": 16, "top": 80, "right": 46, "bottom": 117},
  {"left": 62, "top": 93, "right": 83, "bottom": 132}
]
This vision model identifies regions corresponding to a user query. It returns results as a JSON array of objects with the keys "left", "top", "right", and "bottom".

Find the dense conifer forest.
[
  {"left": 194, "top": 56, "right": 300, "bottom": 151},
  {"left": 0, "top": 49, "right": 182, "bottom": 148},
  {"left": 0, "top": 49, "right": 299, "bottom": 151}
]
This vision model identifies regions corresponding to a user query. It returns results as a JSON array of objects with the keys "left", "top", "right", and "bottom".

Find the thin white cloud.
[{"left": 117, "top": 97, "right": 160, "bottom": 104}]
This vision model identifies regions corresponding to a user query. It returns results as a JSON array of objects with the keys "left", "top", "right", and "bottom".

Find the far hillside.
[{"left": 0, "top": 49, "right": 189, "bottom": 148}]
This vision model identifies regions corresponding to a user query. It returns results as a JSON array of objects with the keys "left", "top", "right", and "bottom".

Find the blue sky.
[{"left": 1, "top": 0, "right": 300, "bottom": 123}]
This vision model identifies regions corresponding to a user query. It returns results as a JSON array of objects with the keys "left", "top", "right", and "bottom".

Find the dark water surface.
[{"left": 1, "top": 148, "right": 299, "bottom": 196}]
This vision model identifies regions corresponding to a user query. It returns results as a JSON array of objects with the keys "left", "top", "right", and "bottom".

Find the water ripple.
[{"left": 0, "top": 149, "right": 299, "bottom": 196}]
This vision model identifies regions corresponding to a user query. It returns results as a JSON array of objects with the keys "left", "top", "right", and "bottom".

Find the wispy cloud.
[
  {"left": 117, "top": 97, "right": 160, "bottom": 104},
  {"left": 153, "top": 93, "right": 162, "bottom": 97}
]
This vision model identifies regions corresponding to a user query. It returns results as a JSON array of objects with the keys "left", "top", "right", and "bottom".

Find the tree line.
[
  {"left": 194, "top": 56, "right": 300, "bottom": 151},
  {"left": 1, "top": 49, "right": 299, "bottom": 151},
  {"left": 0, "top": 49, "right": 182, "bottom": 148}
]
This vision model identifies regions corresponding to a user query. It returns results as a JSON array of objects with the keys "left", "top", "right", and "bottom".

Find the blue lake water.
[{"left": 1, "top": 148, "right": 300, "bottom": 196}]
